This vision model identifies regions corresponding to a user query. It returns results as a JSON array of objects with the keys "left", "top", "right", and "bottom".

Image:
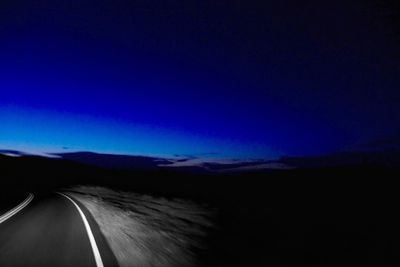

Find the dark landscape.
[{"left": 1, "top": 150, "right": 400, "bottom": 266}]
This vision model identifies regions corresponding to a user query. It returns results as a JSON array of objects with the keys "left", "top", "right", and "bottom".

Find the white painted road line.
[
  {"left": 0, "top": 193, "right": 34, "bottom": 224},
  {"left": 57, "top": 193, "right": 104, "bottom": 267}
]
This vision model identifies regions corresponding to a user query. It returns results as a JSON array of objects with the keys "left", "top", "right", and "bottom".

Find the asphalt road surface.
[{"left": 0, "top": 192, "right": 118, "bottom": 267}]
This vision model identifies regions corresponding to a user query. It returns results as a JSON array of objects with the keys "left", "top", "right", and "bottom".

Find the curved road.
[{"left": 0, "top": 193, "right": 118, "bottom": 267}]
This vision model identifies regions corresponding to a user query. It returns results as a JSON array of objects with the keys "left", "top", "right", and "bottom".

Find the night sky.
[{"left": 1, "top": 0, "right": 399, "bottom": 160}]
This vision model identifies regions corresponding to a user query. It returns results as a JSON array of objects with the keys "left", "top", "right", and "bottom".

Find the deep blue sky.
[{"left": 1, "top": 0, "right": 399, "bottom": 159}]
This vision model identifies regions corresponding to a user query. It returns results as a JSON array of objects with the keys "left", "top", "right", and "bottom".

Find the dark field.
[
  {"left": 1, "top": 154, "right": 400, "bottom": 266},
  {"left": 0, "top": 190, "right": 27, "bottom": 216},
  {"left": 66, "top": 186, "right": 214, "bottom": 267}
]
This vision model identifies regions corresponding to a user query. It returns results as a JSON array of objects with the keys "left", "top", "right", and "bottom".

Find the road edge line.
[
  {"left": 57, "top": 192, "right": 105, "bottom": 267},
  {"left": 0, "top": 193, "right": 34, "bottom": 224}
]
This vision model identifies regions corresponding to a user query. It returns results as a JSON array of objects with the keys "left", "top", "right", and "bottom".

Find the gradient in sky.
[{"left": 1, "top": 0, "right": 399, "bottom": 159}]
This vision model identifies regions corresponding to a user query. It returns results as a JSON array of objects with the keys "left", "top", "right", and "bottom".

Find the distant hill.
[
  {"left": 1, "top": 145, "right": 400, "bottom": 173},
  {"left": 54, "top": 152, "right": 174, "bottom": 171}
]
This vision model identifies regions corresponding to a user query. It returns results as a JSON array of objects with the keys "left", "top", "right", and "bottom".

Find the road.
[{"left": 0, "top": 192, "right": 118, "bottom": 267}]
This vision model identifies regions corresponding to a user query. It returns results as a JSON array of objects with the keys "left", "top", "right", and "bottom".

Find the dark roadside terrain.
[{"left": 1, "top": 153, "right": 400, "bottom": 266}]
